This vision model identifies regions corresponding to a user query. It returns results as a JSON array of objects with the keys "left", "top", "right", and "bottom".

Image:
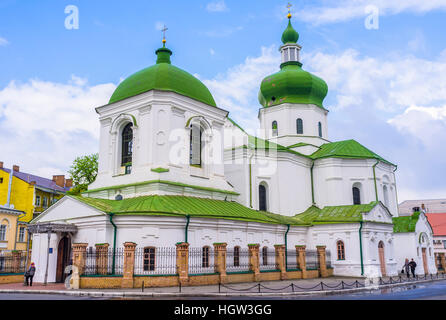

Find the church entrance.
[
  {"left": 56, "top": 236, "right": 72, "bottom": 283},
  {"left": 378, "top": 241, "right": 386, "bottom": 276},
  {"left": 422, "top": 248, "right": 428, "bottom": 274}
]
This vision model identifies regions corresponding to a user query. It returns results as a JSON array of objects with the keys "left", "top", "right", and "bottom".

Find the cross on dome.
[
  {"left": 161, "top": 25, "right": 168, "bottom": 45},
  {"left": 287, "top": 3, "right": 292, "bottom": 19}
]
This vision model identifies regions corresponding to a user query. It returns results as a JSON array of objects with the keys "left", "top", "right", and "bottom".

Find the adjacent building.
[{"left": 0, "top": 162, "right": 72, "bottom": 253}]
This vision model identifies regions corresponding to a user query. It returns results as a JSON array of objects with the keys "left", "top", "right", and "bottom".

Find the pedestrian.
[
  {"left": 402, "top": 258, "right": 410, "bottom": 278},
  {"left": 409, "top": 259, "right": 417, "bottom": 278},
  {"left": 25, "top": 262, "right": 36, "bottom": 286}
]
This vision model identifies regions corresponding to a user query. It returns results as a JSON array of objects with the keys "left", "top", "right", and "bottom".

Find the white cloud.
[
  {"left": 0, "top": 37, "right": 9, "bottom": 46},
  {"left": 155, "top": 21, "right": 165, "bottom": 31},
  {"left": 297, "top": 0, "right": 446, "bottom": 25},
  {"left": 203, "top": 26, "right": 243, "bottom": 38},
  {"left": 206, "top": 0, "right": 228, "bottom": 12},
  {"left": 0, "top": 77, "right": 116, "bottom": 179},
  {"left": 203, "top": 45, "right": 280, "bottom": 131},
  {"left": 210, "top": 48, "right": 215, "bottom": 56}
]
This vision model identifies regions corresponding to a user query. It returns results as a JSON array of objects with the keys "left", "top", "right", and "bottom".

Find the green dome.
[
  {"left": 258, "top": 63, "right": 328, "bottom": 109},
  {"left": 281, "top": 19, "right": 299, "bottom": 44},
  {"left": 109, "top": 46, "right": 217, "bottom": 107}
]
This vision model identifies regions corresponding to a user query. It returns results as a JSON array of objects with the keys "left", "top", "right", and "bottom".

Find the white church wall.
[{"left": 258, "top": 103, "right": 329, "bottom": 147}]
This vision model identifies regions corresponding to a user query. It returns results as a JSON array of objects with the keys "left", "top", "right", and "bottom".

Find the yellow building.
[{"left": 0, "top": 162, "right": 72, "bottom": 252}]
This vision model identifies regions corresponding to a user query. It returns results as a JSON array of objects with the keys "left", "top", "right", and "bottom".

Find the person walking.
[
  {"left": 409, "top": 259, "right": 417, "bottom": 278},
  {"left": 25, "top": 262, "right": 36, "bottom": 286},
  {"left": 402, "top": 258, "right": 410, "bottom": 278}
]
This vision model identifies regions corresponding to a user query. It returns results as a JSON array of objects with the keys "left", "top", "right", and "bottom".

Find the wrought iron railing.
[
  {"left": 0, "top": 252, "right": 26, "bottom": 274},
  {"left": 306, "top": 250, "right": 319, "bottom": 270},
  {"left": 134, "top": 247, "right": 176, "bottom": 276},
  {"left": 226, "top": 247, "right": 250, "bottom": 273},
  {"left": 188, "top": 247, "right": 215, "bottom": 275},
  {"left": 84, "top": 247, "right": 124, "bottom": 275},
  {"left": 260, "top": 247, "right": 278, "bottom": 271}
]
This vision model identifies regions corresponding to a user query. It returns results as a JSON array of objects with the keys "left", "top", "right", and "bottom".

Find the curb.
[{"left": 0, "top": 277, "right": 443, "bottom": 298}]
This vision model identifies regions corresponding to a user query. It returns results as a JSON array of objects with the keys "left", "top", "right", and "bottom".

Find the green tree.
[{"left": 67, "top": 153, "right": 99, "bottom": 195}]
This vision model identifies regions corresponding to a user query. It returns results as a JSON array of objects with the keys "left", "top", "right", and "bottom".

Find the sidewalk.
[{"left": 1, "top": 275, "right": 444, "bottom": 298}]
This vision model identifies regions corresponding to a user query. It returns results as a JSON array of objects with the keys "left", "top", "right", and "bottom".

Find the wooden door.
[
  {"left": 422, "top": 248, "right": 428, "bottom": 275},
  {"left": 56, "top": 236, "right": 71, "bottom": 283},
  {"left": 378, "top": 241, "right": 386, "bottom": 276}
]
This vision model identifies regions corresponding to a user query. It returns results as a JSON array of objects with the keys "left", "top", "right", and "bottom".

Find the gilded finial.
[{"left": 287, "top": 3, "right": 292, "bottom": 19}]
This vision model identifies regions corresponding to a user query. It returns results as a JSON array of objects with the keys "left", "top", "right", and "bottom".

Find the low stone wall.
[
  {"left": 0, "top": 274, "right": 24, "bottom": 284},
  {"left": 80, "top": 276, "right": 123, "bottom": 289},
  {"left": 134, "top": 275, "right": 179, "bottom": 288}
]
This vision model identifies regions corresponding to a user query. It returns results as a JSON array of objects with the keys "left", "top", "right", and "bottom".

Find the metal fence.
[
  {"left": 226, "top": 247, "right": 250, "bottom": 273},
  {"left": 134, "top": 247, "right": 176, "bottom": 276},
  {"left": 286, "top": 249, "right": 299, "bottom": 271},
  {"left": 306, "top": 250, "right": 319, "bottom": 270},
  {"left": 189, "top": 246, "right": 215, "bottom": 275},
  {"left": 0, "top": 252, "right": 27, "bottom": 274},
  {"left": 326, "top": 250, "right": 332, "bottom": 269},
  {"left": 84, "top": 247, "right": 124, "bottom": 275},
  {"left": 260, "top": 247, "right": 278, "bottom": 271}
]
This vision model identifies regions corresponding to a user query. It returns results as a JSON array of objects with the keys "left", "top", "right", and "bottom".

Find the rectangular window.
[
  {"left": 42, "top": 197, "right": 48, "bottom": 208},
  {"left": 18, "top": 227, "right": 25, "bottom": 243},
  {"left": 0, "top": 225, "right": 6, "bottom": 241},
  {"left": 289, "top": 48, "right": 296, "bottom": 61},
  {"left": 443, "top": 240, "right": 446, "bottom": 249},
  {"left": 35, "top": 195, "right": 41, "bottom": 206},
  {"left": 0, "top": 178, "right": 3, "bottom": 183}
]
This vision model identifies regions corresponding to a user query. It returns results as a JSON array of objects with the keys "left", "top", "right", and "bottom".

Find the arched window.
[
  {"left": 353, "top": 187, "right": 361, "bottom": 205},
  {"left": 233, "top": 246, "right": 240, "bottom": 267},
  {"left": 337, "top": 241, "right": 345, "bottom": 260},
  {"left": 190, "top": 123, "right": 204, "bottom": 167},
  {"left": 259, "top": 184, "right": 267, "bottom": 211},
  {"left": 272, "top": 121, "right": 278, "bottom": 137},
  {"left": 383, "top": 185, "right": 389, "bottom": 207},
  {"left": 143, "top": 247, "right": 156, "bottom": 272},
  {"left": 318, "top": 122, "right": 322, "bottom": 138},
  {"left": 202, "top": 246, "right": 210, "bottom": 268},
  {"left": 296, "top": 118, "right": 303, "bottom": 134},
  {"left": 262, "top": 247, "right": 268, "bottom": 266},
  {"left": 121, "top": 123, "right": 133, "bottom": 173}
]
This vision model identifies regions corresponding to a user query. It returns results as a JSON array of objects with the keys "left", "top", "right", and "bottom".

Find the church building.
[{"left": 29, "top": 13, "right": 437, "bottom": 285}]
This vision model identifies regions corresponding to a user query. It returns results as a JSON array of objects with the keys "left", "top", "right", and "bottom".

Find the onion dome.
[
  {"left": 109, "top": 43, "right": 217, "bottom": 107},
  {"left": 258, "top": 16, "right": 328, "bottom": 109}
]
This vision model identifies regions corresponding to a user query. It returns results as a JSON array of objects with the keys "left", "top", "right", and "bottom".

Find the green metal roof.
[
  {"left": 281, "top": 18, "right": 299, "bottom": 44},
  {"left": 295, "top": 201, "right": 379, "bottom": 225},
  {"left": 392, "top": 211, "right": 421, "bottom": 233},
  {"left": 310, "top": 139, "right": 395, "bottom": 166},
  {"left": 109, "top": 46, "right": 217, "bottom": 107},
  {"left": 258, "top": 63, "right": 328, "bottom": 109},
  {"left": 71, "top": 195, "right": 307, "bottom": 226}
]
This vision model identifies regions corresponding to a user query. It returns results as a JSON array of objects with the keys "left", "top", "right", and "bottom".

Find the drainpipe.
[
  {"left": 43, "top": 230, "right": 51, "bottom": 285},
  {"left": 359, "top": 221, "right": 364, "bottom": 276},
  {"left": 372, "top": 160, "right": 380, "bottom": 202},
  {"left": 249, "top": 153, "right": 254, "bottom": 208},
  {"left": 284, "top": 224, "right": 290, "bottom": 270},
  {"left": 6, "top": 168, "right": 13, "bottom": 206},
  {"left": 185, "top": 215, "right": 190, "bottom": 243},
  {"left": 108, "top": 213, "right": 117, "bottom": 275},
  {"left": 310, "top": 161, "right": 315, "bottom": 205}
]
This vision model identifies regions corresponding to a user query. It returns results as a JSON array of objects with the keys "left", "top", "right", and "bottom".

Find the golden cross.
[
  {"left": 162, "top": 25, "right": 168, "bottom": 42},
  {"left": 287, "top": 2, "right": 292, "bottom": 13}
]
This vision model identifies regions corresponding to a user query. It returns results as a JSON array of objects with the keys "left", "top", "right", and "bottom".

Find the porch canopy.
[{"left": 27, "top": 223, "right": 77, "bottom": 234}]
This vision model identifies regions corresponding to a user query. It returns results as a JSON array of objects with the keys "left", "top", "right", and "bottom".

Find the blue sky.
[{"left": 1, "top": 0, "right": 446, "bottom": 202}]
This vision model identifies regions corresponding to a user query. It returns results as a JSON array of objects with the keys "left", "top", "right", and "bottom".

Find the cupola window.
[
  {"left": 259, "top": 184, "right": 267, "bottom": 211},
  {"left": 272, "top": 121, "right": 278, "bottom": 137},
  {"left": 353, "top": 187, "right": 361, "bottom": 205},
  {"left": 318, "top": 122, "right": 322, "bottom": 138},
  {"left": 296, "top": 118, "right": 303, "bottom": 134},
  {"left": 121, "top": 123, "right": 133, "bottom": 173},
  {"left": 190, "top": 124, "right": 203, "bottom": 167}
]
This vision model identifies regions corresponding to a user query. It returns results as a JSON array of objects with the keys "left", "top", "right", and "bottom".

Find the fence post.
[
  {"left": 274, "top": 244, "right": 287, "bottom": 280},
  {"left": 12, "top": 251, "right": 22, "bottom": 274},
  {"left": 71, "top": 243, "right": 88, "bottom": 289},
  {"left": 176, "top": 242, "right": 189, "bottom": 286},
  {"left": 95, "top": 243, "right": 109, "bottom": 275},
  {"left": 296, "top": 245, "right": 307, "bottom": 279},
  {"left": 316, "top": 246, "right": 328, "bottom": 278},
  {"left": 248, "top": 244, "right": 260, "bottom": 282},
  {"left": 213, "top": 243, "right": 227, "bottom": 284},
  {"left": 122, "top": 242, "right": 136, "bottom": 289}
]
